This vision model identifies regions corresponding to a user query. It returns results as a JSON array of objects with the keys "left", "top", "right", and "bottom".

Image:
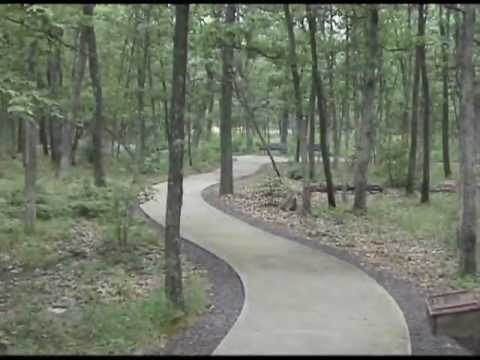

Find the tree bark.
[
  {"left": 406, "top": 5, "right": 423, "bottom": 195},
  {"left": 84, "top": 4, "right": 106, "bottom": 187},
  {"left": 308, "top": 73, "right": 316, "bottom": 180},
  {"left": 352, "top": 5, "right": 379, "bottom": 213},
  {"left": 284, "top": 4, "right": 302, "bottom": 163},
  {"left": 307, "top": 4, "right": 336, "bottom": 208},
  {"left": 24, "top": 120, "right": 37, "bottom": 235},
  {"left": 439, "top": 5, "right": 452, "bottom": 178},
  {"left": 46, "top": 35, "right": 63, "bottom": 170},
  {"left": 136, "top": 6, "right": 150, "bottom": 168},
  {"left": 458, "top": 4, "right": 477, "bottom": 275},
  {"left": 165, "top": 3, "right": 189, "bottom": 309},
  {"left": 204, "top": 63, "right": 215, "bottom": 142},
  {"left": 24, "top": 40, "right": 38, "bottom": 234},
  {"left": 60, "top": 26, "right": 87, "bottom": 178},
  {"left": 219, "top": 4, "right": 235, "bottom": 196},
  {"left": 419, "top": 4, "right": 431, "bottom": 204}
]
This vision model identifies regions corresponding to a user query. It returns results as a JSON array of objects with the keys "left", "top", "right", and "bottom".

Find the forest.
[{"left": 0, "top": 3, "right": 479, "bottom": 355}]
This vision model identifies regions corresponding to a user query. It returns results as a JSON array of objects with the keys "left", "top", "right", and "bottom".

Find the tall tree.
[
  {"left": 136, "top": 5, "right": 151, "bottom": 168},
  {"left": 84, "top": 4, "right": 106, "bottom": 187},
  {"left": 219, "top": 4, "right": 235, "bottom": 196},
  {"left": 59, "top": 25, "right": 88, "bottom": 177},
  {"left": 419, "top": 4, "right": 431, "bottom": 204},
  {"left": 406, "top": 5, "right": 422, "bottom": 195},
  {"left": 458, "top": 4, "right": 477, "bottom": 275},
  {"left": 165, "top": 3, "right": 189, "bottom": 309},
  {"left": 306, "top": 4, "right": 336, "bottom": 208},
  {"left": 439, "top": 5, "right": 452, "bottom": 178},
  {"left": 284, "top": 4, "right": 302, "bottom": 163},
  {"left": 352, "top": 5, "right": 379, "bottom": 213},
  {"left": 24, "top": 41, "right": 38, "bottom": 235},
  {"left": 46, "top": 31, "right": 63, "bottom": 170}
]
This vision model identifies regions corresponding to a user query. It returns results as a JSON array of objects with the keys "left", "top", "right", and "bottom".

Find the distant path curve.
[{"left": 141, "top": 155, "right": 411, "bottom": 355}]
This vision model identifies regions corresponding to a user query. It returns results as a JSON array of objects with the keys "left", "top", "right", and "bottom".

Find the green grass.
[
  {"left": 2, "top": 278, "right": 206, "bottom": 355},
  {"left": 367, "top": 193, "right": 458, "bottom": 248},
  {"left": 0, "top": 143, "right": 220, "bottom": 354}
]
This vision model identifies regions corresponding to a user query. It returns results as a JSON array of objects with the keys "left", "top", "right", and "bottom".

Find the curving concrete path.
[{"left": 141, "top": 155, "right": 411, "bottom": 355}]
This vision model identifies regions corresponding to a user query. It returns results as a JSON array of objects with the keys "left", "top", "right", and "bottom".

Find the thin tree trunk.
[
  {"left": 24, "top": 41, "right": 38, "bottom": 234},
  {"left": 406, "top": 5, "right": 422, "bottom": 195},
  {"left": 24, "top": 120, "right": 37, "bottom": 235},
  {"left": 160, "top": 57, "right": 170, "bottom": 143},
  {"left": 219, "top": 4, "right": 235, "bottom": 196},
  {"left": 439, "top": 5, "right": 452, "bottom": 178},
  {"left": 419, "top": 4, "right": 431, "bottom": 204},
  {"left": 60, "top": 26, "right": 87, "bottom": 178},
  {"left": 281, "top": 106, "right": 289, "bottom": 145},
  {"left": 165, "top": 3, "right": 189, "bottom": 309},
  {"left": 327, "top": 6, "right": 339, "bottom": 170},
  {"left": 46, "top": 37, "right": 63, "bottom": 170},
  {"left": 308, "top": 74, "right": 316, "bottom": 180},
  {"left": 352, "top": 5, "right": 379, "bottom": 213},
  {"left": 307, "top": 4, "right": 336, "bottom": 208},
  {"left": 233, "top": 75, "right": 281, "bottom": 178},
  {"left": 458, "top": 4, "right": 477, "bottom": 275},
  {"left": 84, "top": 4, "right": 106, "bottom": 187},
  {"left": 136, "top": 6, "right": 150, "bottom": 168},
  {"left": 284, "top": 4, "right": 302, "bottom": 164}
]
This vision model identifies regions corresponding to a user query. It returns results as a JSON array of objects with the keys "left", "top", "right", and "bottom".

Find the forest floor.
[
  {"left": 202, "top": 158, "right": 476, "bottom": 354},
  {"left": 0, "top": 152, "right": 222, "bottom": 355},
  {"left": 220, "top": 160, "right": 478, "bottom": 295}
]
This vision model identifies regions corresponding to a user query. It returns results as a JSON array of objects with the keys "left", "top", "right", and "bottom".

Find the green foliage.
[
  {"left": 367, "top": 193, "right": 458, "bottom": 249},
  {"left": 255, "top": 176, "right": 289, "bottom": 197},
  {"left": 374, "top": 138, "right": 409, "bottom": 188},
  {"left": 1, "top": 281, "right": 206, "bottom": 355},
  {"left": 142, "top": 149, "right": 168, "bottom": 175}
]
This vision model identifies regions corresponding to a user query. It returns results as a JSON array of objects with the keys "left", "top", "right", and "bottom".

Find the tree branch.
[{"left": 4, "top": 15, "right": 80, "bottom": 53}]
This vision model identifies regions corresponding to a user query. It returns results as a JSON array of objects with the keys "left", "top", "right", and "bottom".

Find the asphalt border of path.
[
  {"left": 200, "top": 164, "right": 471, "bottom": 356},
  {"left": 137, "top": 204, "right": 245, "bottom": 355}
]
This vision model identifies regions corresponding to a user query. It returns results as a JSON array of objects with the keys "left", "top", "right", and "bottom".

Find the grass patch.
[
  {"left": 2, "top": 278, "right": 206, "bottom": 355},
  {"left": 367, "top": 193, "right": 458, "bottom": 248}
]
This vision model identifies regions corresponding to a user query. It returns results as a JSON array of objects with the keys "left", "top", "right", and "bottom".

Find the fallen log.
[{"left": 308, "top": 183, "right": 383, "bottom": 194}]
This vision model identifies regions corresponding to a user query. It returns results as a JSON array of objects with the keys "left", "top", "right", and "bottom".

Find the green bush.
[{"left": 374, "top": 139, "right": 408, "bottom": 187}]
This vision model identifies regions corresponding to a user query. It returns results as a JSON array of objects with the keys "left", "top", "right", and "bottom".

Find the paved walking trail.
[{"left": 141, "top": 155, "right": 411, "bottom": 355}]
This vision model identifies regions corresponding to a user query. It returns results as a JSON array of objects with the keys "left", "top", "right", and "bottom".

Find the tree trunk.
[
  {"left": 307, "top": 4, "right": 336, "bottom": 208},
  {"left": 342, "top": 16, "right": 351, "bottom": 156},
  {"left": 39, "top": 115, "right": 48, "bottom": 156},
  {"left": 284, "top": 4, "right": 302, "bottom": 163},
  {"left": 281, "top": 106, "right": 289, "bottom": 145},
  {"left": 219, "top": 4, "right": 235, "bottom": 196},
  {"left": 60, "top": 26, "right": 87, "bottom": 178},
  {"left": 419, "top": 4, "right": 431, "bottom": 204},
  {"left": 46, "top": 36, "right": 63, "bottom": 170},
  {"left": 458, "top": 4, "right": 477, "bottom": 275},
  {"left": 327, "top": 6, "right": 339, "bottom": 170},
  {"left": 439, "top": 5, "right": 452, "bottom": 178},
  {"left": 233, "top": 75, "right": 281, "bottom": 178},
  {"left": 165, "top": 3, "right": 189, "bottom": 309},
  {"left": 24, "top": 41, "right": 38, "bottom": 234},
  {"left": 136, "top": 6, "right": 150, "bottom": 168},
  {"left": 24, "top": 120, "right": 37, "bottom": 235},
  {"left": 84, "top": 4, "right": 106, "bottom": 187},
  {"left": 204, "top": 63, "right": 214, "bottom": 142},
  {"left": 352, "top": 5, "right": 379, "bottom": 213},
  {"left": 406, "top": 5, "right": 422, "bottom": 195},
  {"left": 308, "top": 74, "right": 316, "bottom": 180}
]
